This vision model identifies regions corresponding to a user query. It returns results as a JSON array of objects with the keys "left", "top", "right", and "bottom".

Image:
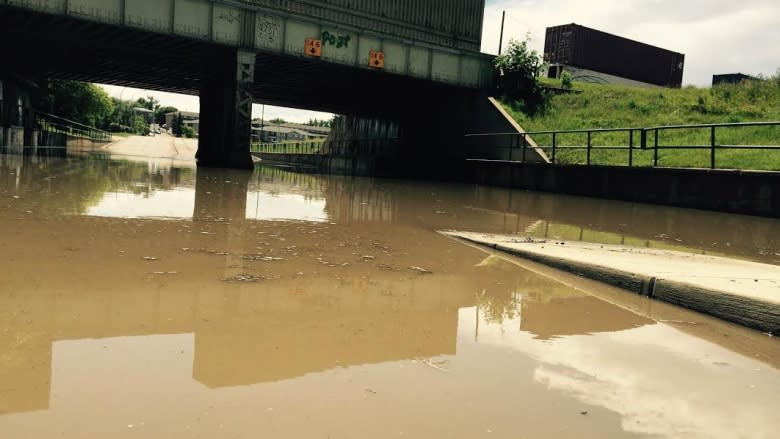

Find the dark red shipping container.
[{"left": 544, "top": 24, "right": 685, "bottom": 87}]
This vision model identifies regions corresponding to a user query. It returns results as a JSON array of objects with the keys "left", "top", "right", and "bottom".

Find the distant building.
[
  {"left": 279, "top": 122, "right": 331, "bottom": 136},
  {"left": 252, "top": 124, "right": 327, "bottom": 143},
  {"left": 133, "top": 107, "right": 154, "bottom": 123},
  {"left": 165, "top": 111, "right": 200, "bottom": 134},
  {"left": 544, "top": 23, "right": 685, "bottom": 88},
  {"left": 251, "top": 120, "right": 330, "bottom": 143},
  {"left": 712, "top": 73, "right": 759, "bottom": 86}
]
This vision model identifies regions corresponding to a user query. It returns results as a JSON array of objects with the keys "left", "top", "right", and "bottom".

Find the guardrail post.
[
  {"left": 552, "top": 132, "right": 557, "bottom": 164},
  {"left": 586, "top": 131, "right": 592, "bottom": 165},
  {"left": 628, "top": 130, "right": 634, "bottom": 167},
  {"left": 710, "top": 126, "right": 716, "bottom": 169},
  {"left": 522, "top": 133, "right": 527, "bottom": 162},
  {"left": 508, "top": 135, "right": 514, "bottom": 162},
  {"left": 653, "top": 129, "right": 659, "bottom": 167}
]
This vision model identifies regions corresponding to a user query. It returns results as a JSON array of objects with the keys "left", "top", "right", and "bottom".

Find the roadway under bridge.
[{"left": 0, "top": 0, "right": 529, "bottom": 170}]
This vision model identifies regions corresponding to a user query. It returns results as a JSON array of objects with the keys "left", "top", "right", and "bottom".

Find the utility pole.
[
  {"left": 260, "top": 104, "right": 265, "bottom": 142},
  {"left": 498, "top": 10, "right": 506, "bottom": 55}
]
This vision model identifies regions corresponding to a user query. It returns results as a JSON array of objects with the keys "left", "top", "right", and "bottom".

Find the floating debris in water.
[
  {"left": 222, "top": 274, "right": 264, "bottom": 283},
  {"left": 409, "top": 266, "right": 432, "bottom": 275},
  {"left": 142, "top": 257, "right": 159, "bottom": 261},
  {"left": 243, "top": 254, "right": 284, "bottom": 261}
]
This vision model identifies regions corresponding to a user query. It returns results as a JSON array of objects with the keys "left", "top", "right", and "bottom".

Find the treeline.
[
  {"left": 45, "top": 80, "right": 193, "bottom": 136},
  {"left": 305, "top": 117, "right": 335, "bottom": 128}
]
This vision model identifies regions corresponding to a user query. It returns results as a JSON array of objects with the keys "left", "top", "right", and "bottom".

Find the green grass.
[{"left": 502, "top": 76, "right": 780, "bottom": 170}]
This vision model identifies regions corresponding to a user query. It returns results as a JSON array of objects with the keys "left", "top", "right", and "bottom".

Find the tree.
[
  {"left": 136, "top": 95, "right": 159, "bottom": 111},
  {"left": 494, "top": 38, "right": 548, "bottom": 115},
  {"left": 104, "top": 98, "right": 134, "bottom": 132},
  {"left": 132, "top": 115, "right": 148, "bottom": 135},
  {"left": 561, "top": 71, "right": 573, "bottom": 89},
  {"left": 155, "top": 106, "right": 178, "bottom": 126},
  {"left": 171, "top": 113, "right": 185, "bottom": 137},
  {"left": 270, "top": 117, "right": 286, "bottom": 125},
  {"left": 47, "top": 80, "right": 114, "bottom": 128}
]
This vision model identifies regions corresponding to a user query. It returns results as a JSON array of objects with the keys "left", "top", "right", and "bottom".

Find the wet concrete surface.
[
  {"left": 0, "top": 151, "right": 779, "bottom": 438},
  {"left": 445, "top": 231, "right": 780, "bottom": 333}
]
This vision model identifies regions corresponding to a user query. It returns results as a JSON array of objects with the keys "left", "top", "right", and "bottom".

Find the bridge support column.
[{"left": 197, "top": 50, "right": 255, "bottom": 169}]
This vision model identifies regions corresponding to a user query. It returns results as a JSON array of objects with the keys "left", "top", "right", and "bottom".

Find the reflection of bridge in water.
[
  {"left": 4, "top": 155, "right": 778, "bottom": 417},
  {"left": 0, "top": 156, "right": 662, "bottom": 416},
  {"left": 0, "top": 247, "right": 653, "bottom": 415},
  {"left": 4, "top": 154, "right": 777, "bottom": 261}
]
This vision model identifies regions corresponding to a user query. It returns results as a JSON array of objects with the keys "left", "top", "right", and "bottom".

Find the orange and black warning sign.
[
  {"left": 305, "top": 38, "right": 322, "bottom": 57},
  {"left": 369, "top": 50, "right": 385, "bottom": 69}
]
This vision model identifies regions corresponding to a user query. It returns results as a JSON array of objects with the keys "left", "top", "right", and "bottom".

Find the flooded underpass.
[{"left": 1, "top": 152, "right": 779, "bottom": 438}]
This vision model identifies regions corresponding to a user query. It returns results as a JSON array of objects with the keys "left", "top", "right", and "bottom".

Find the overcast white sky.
[
  {"left": 483, "top": 0, "right": 780, "bottom": 83},
  {"left": 100, "top": 0, "right": 780, "bottom": 122}
]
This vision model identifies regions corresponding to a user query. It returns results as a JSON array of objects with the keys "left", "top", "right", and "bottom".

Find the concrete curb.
[
  {"left": 456, "top": 235, "right": 655, "bottom": 296},
  {"left": 447, "top": 233, "right": 780, "bottom": 335},
  {"left": 653, "top": 279, "right": 780, "bottom": 335}
]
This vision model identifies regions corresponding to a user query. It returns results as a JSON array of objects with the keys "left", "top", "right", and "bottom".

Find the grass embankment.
[{"left": 503, "top": 77, "right": 780, "bottom": 170}]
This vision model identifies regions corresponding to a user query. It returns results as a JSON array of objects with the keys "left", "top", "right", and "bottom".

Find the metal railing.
[
  {"left": 36, "top": 111, "right": 113, "bottom": 142},
  {"left": 465, "top": 121, "right": 780, "bottom": 170},
  {"left": 252, "top": 141, "right": 325, "bottom": 155},
  {"left": 252, "top": 138, "right": 400, "bottom": 157}
]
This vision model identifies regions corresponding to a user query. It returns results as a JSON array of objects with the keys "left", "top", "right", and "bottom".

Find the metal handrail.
[
  {"left": 35, "top": 111, "right": 112, "bottom": 142},
  {"left": 645, "top": 121, "right": 780, "bottom": 130},
  {"left": 252, "top": 138, "right": 401, "bottom": 157},
  {"left": 465, "top": 121, "right": 780, "bottom": 170},
  {"left": 465, "top": 127, "right": 642, "bottom": 137}
]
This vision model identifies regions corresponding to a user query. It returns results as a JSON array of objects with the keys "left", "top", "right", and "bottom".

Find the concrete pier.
[{"left": 196, "top": 50, "right": 256, "bottom": 170}]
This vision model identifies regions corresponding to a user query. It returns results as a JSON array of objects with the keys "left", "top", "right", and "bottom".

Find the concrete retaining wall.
[
  {"left": 254, "top": 152, "right": 379, "bottom": 176},
  {"left": 66, "top": 137, "right": 110, "bottom": 151},
  {"left": 0, "top": 129, "right": 109, "bottom": 157},
  {"left": 469, "top": 160, "right": 780, "bottom": 218}
]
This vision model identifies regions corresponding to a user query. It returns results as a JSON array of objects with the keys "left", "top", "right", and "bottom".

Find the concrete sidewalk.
[
  {"left": 106, "top": 135, "right": 199, "bottom": 160},
  {"left": 443, "top": 231, "right": 780, "bottom": 334}
]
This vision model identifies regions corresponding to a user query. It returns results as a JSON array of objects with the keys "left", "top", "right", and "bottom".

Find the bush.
[
  {"left": 181, "top": 125, "right": 197, "bottom": 138},
  {"left": 561, "top": 71, "right": 573, "bottom": 89},
  {"left": 494, "top": 38, "right": 548, "bottom": 115}
]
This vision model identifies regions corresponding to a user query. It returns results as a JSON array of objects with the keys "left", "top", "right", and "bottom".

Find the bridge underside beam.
[
  {"left": 0, "top": 7, "right": 468, "bottom": 118},
  {"left": 0, "top": 7, "right": 499, "bottom": 170}
]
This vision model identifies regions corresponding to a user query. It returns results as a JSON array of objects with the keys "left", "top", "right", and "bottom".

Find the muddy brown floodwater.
[{"left": 1, "top": 152, "right": 779, "bottom": 439}]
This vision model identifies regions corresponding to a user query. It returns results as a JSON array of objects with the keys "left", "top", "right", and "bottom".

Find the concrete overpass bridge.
[{"left": 0, "top": 0, "right": 506, "bottom": 168}]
